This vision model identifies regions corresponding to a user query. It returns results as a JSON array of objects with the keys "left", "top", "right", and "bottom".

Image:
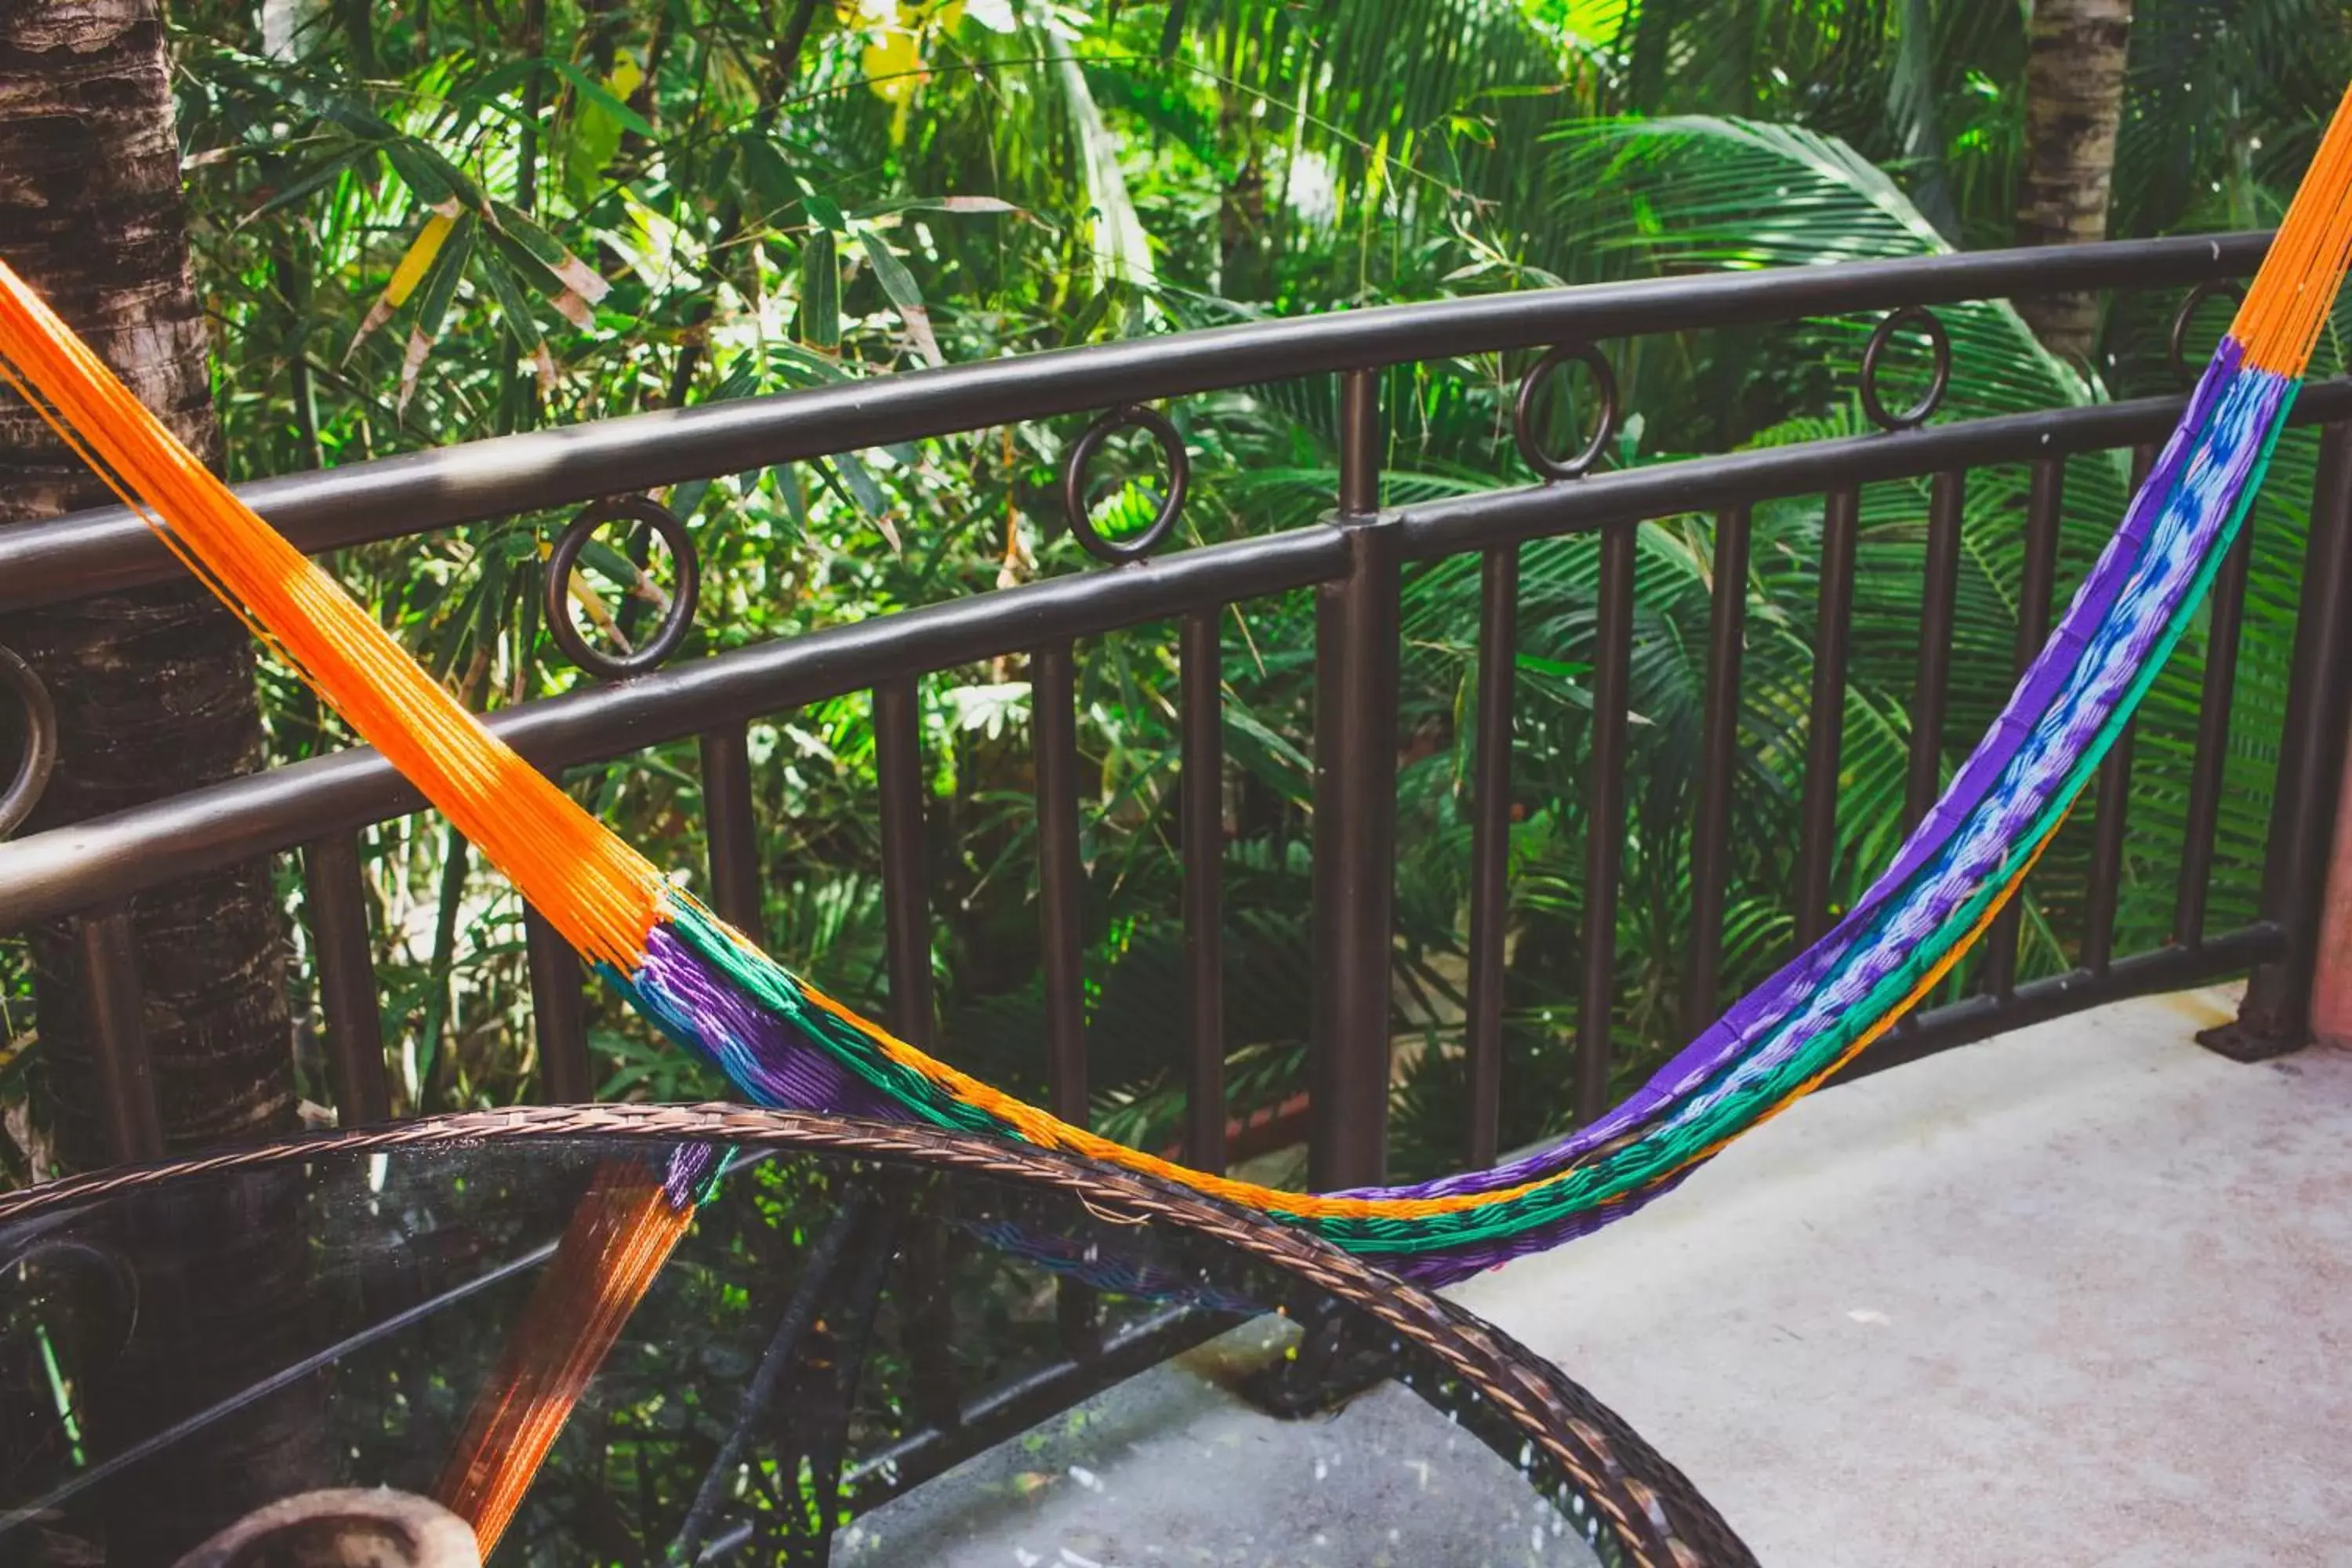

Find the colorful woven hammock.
[
  {"left": 5, "top": 86, "right": 2350, "bottom": 1279},
  {"left": 4, "top": 78, "right": 2351, "bottom": 1552}
]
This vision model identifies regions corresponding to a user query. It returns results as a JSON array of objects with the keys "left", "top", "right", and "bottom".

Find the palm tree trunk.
[
  {"left": 0, "top": 1, "right": 298, "bottom": 1168},
  {"left": 0, "top": 12, "right": 330, "bottom": 1557},
  {"left": 2015, "top": 0, "right": 2136, "bottom": 365}
]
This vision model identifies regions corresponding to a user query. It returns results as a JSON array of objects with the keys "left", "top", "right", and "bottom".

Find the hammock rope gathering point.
[{"left": 5, "top": 79, "right": 2350, "bottom": 1555}]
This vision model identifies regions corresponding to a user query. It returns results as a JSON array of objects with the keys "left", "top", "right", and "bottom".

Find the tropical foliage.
[{"left": 3, "top": 0, "right": 2349, "bottom": 1187}]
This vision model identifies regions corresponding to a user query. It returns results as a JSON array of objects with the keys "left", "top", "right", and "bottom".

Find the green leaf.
[
  {"left": 776, "top": 464, "right": 809, "bottom": 533},
  {"left": 486, "top": 199, "right": 575, "bottom": 271},
  {"left": 320, "top": 96, "right": 397, "bottom": 140},
  {"left": 1052, "top": 53, "right": 1154, "bottom": 292},
  {"left": 1223, "top": 701, "right": 1313, "bottom": 779},
  {"left": 483, "top": 223, "right": 560, "bottom": 290},
  {"left": 811, "top": 453, "right": 900, "bottom": 553},
  {"left": 736, "top": 136, "right": 802, "bottom": 223},
  {"left": 851, "top": 223, "right": 942, "bottom": 368},
  {"left": 383, "top": 140, "right": 460, "bottom": 212},
  {"left": 412, "top": 216, "right": 474, "bottom": 337},
  {"left": 397, "top": 212, "right": 475, "bottom": 412},
  {"left": 445, "top": 56, "right": 547, "bottom": 118},
  {"left": 849, "top": 195, "right": 1021, "bottom": 220},
  {"left": 545, "top": 59, "right": 658, "bottom": 138},
  {"left": 1515, "top": 653, "right": 1591, "bottom": 682},
  {"left": 1058, "top": 281, "right": 1119, "bottom": 348},
  {"left": 476, "top": 254, "right": 543, "bottom": 348},
  {"left": 803, "top": 192, "right": 847, "bottom": 233},
  {"left": 241, "top": 150, "right": 362, "bottom": 225},
  {"left": 829, "top": 452, "right": 890, "bottom": 518},
  {"left": 800, "top": 229, "right": 840, "bottom": 352},
  {"left": 575, "top": 536, "right": 647, "bottom": 593},
  {"left": 486, "top": 200, "right": 609, "bottom": 315}
]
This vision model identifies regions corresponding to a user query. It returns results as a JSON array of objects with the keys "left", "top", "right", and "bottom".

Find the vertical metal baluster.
[
  {"left": 1465, "top": 544, "right": 1518, "bottom": 1167},
  {"left": 2213, "top": 421, "right": 2352, "bottom": 1056},
  {"left": 875, "top": 677, "right": 935, "bottom": 1051},
  {"left": 898, "top": 1178, "right": 964, "bottom": 1436},
  {"left": 525, "top": 907, "right": 592, "bottom": 1103},
  {"left": 1893, "top": 471, "right": 1964, "bottom": 1027},
  {"left": 1031, "top": 642, "right": 1098, "bottom": 1360},
  {"left": 80, "top": 905, "right": 161, "bottom": 1163},
  {"left": 1180, "top": 608, "right": 1228, "bottom": 1174},
  {"left": 1308, "top": 367, "right": 1399, "bottom": 1192},
  {"left": 873, "top": 675, "right": 960, "bottom": 1427},
  {"left": 699, "top": 725, "right": 764, "bottom": 941},
  {"left": 1795, "top": 487, "right": 1860, "bottom": 948},
  {"left": 305, "top": 834, "right": 390, "bottom": 1125},
  {"left": 1578, "top": 522, "right": 1637, "bottom": 1127},
  {"left": 2082, "top": 723, "right": 2137, "bottom": 975},
  {"left": 2084, "top": 445, "right": 2155, "bottom": 977},
  {"left": 1905, "top": 472, "right": 1964, "bottom": 832},
  {"left": 2174, "top": 528, "right": 2253, "bottom": 949},
  {"left": 1981, "top": 457, "right": 2063, "bottom": 1001},
  {"left": 1684, "top": 506, "right": 1748, "bottom": 1040},
  {"left": 1032, "top": 644, "right": 1087, "bottom": 1126}
]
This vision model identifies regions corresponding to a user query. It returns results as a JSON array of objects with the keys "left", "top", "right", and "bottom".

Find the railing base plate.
[{"left": 2194, "top": 1019, "right": 2308, "bottom": 1063}]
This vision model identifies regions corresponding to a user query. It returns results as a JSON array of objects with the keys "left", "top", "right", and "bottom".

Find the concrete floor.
[
  {"left": 1451, "top": 985, "right": 2352, "bottom": 1567},
  {"left": 842, "top": 1315, "right": 1599, "bottom": 1568}
]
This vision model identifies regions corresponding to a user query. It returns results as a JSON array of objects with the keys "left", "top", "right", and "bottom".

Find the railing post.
[
  {"left": 1031, "top": 644, "right": 1088, "bottom": 1127},
  {"left": 1179, "top": 609, "right": 1228, "bottom": 1174},
  {"left": 2175, "top": 530, "right": 2255, "bottom": 949},
  {"left": 2307, "top": 742, "right": 2352, "bottom": 1050},
  {"left": 872, "top": 675, "right": 962, "bottom": 1431},
  {"left": 1685, "top": 504, "right": 1750, "bottom": 1040},
  {"left": 1465, "top": 543, "right": 1518, "bottom": 1167},
  {"left": 1308, "top": 368, "right": 1398, "bottom": 1192},
  {"left": 525, "top": 906, "right": 593, "bottom": 1103},
  {"left": 1577, "top": 522, "right": 1637, "bottom": 1125},
  {"left": 304, "top": 834, "right": 390, "bottom": 1126},
  {"left": 79, "top": 903, "right": 162, "bottom": 1163},
  {"left": 2084, "top": 445, "right": 2158, "bottom": 978},
  {"left": 874, "top": 677, "right": 935, "bottom": 1052},
  {"left": 1030, "top": 641, "right": 1102, "bottom": 1360},
  {"left": 2209, "top": 419, "right": 2352, "bottom": 1058},
  {"left": 1795, "top": 486, "right": 1859, "bottom": 947},
  {"left": 698, "top": 725, "right": 766, "bottom": 941}
]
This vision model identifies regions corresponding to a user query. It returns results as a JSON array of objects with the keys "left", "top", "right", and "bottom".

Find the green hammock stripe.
[{"left": 642, "top": 387, "right": 2295, "bottom": 1264}]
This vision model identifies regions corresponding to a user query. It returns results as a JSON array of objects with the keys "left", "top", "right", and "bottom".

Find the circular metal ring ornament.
[
  {"left": 1512, "top": 343, "right": 1620, "bottom": 481},
  {"left": 0, "top": 644, "right": 58, "bottom": 840},
  {"left": 544, "top": 496, "right": 701, "bottom": 681},
  {"left": 1858, "top": 306, "right": 1951, "bottom": 431},
  {"left": 1062, "top": 403, "right": 1189, "bottom": 564},
  {"left": 2170, "top": 279, "right": 2247, "bottom": 385}
]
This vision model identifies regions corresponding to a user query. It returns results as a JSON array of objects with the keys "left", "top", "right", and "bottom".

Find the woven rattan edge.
[{"left": 0, "top": 1103, "right": 1759, "bottom": 1567}]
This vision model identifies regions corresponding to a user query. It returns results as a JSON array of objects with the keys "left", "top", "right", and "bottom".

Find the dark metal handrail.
[
  {"left": 0, "top": 231, "right": 2271, "bottom": 611},
  {"left": 5, "top": 379, "right": 2350, "bottom": 929},
  {"left": 6, "top": 227, "right": 2347, "bottom": 1178}
]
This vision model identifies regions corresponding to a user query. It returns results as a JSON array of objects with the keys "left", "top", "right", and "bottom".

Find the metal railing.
[{"left": 4, "top": 230, "right": 2349, "bottom": 1198}]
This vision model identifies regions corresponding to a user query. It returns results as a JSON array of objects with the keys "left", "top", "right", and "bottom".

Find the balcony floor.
[{"left": 1450, "top": 985, "right": 2352, "bottom": 1566}]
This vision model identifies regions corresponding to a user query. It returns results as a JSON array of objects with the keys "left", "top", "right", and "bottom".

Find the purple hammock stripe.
[
  {"left": 636, "top": 924, "right": 913, "bottom": 1124},
  {"left": 1371, "top": 339, "right": 2245, "bottom": 1203},
  {"left": 1657, "top": 360, "right": 2286, "bottom": 1141}
]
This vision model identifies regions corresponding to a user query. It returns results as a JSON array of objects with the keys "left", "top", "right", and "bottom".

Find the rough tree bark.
[
  {"left": 2016, "top": 0, "right": 2136, "bottom": 365},
  {"left": 0, "top": 15, "right": 330, "bottom": 1558},
  {"left": 0, "top": 0, "right": 297, "bottom": 1167}
]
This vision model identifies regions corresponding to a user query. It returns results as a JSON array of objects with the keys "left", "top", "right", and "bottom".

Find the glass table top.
[{"left": 0, "top": 1107, "right": 1746, "bottom": 1568}]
